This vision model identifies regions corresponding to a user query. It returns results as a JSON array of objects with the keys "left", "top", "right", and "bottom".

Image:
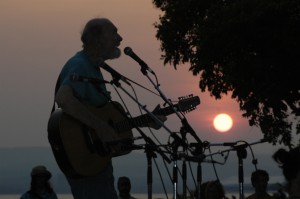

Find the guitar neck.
[
  {"left": 114, "top": 105, "right": 178, "bottom": 132},
  {"left": 113, "top": 95, "right": 199, "bottom": 133}
]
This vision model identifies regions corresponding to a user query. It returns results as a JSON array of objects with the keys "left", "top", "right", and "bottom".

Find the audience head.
[
  {"left": 31, "top": 165, "right": 52, "bottom": 181},
  {"left": 251, "top": 169, "right": 269, "bottom": 193},
  {"left": 201, "top": 180, "right": 225, "bottom": 199},
  {"left": 117, "top": 176, "right": 131, "bottom": 196},
  {"left": 273, "top": 146, "right": 300, "bottom": 195},
  {"left": 30, "top": 165, "right": 54, "bottom": 192}
]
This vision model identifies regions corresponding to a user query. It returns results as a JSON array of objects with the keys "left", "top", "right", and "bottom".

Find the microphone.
[
  {"left": 178, "top": 153, "right": 206, "bottom": 162},
  {"left": 211, "top": 142, "right": 238, "bottom": 147},
  {"left": 100, "top": 63, "right": 131, "bottom": 86},
  {"left": 71, "top": 74, "right": 108, "bottom": 84},
  {"left": 259, "top": 138, "right": 271, "bottom": 143},
  {"left": 124, "top": 47, "right": 155, "bottom": 75},
  {"left": 191, "top": 142, "right": 237, "bottom": 147}
]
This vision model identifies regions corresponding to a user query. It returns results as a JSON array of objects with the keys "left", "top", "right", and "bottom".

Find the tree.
[{"left": 152, "top": 0, "right": 300, "bottom": 147}]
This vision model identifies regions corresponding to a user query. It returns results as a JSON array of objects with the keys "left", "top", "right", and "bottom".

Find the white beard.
[{"left": 109, "top": 48, "right": 121, "bottom": 59}]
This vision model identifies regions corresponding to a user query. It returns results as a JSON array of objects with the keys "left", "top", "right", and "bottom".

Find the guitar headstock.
[{"left": 178, "top": 94, "right": 200, "bottom": 114}]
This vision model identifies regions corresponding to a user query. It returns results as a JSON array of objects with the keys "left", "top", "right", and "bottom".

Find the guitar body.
[
  {"left": 47, "top": 102, "right": 133, "bottom": 177},
  {"left": 47, "top": 95, "right": 200, "bottom": 177}
]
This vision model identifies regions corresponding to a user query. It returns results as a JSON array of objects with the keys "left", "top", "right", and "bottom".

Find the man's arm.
[
  {"left": 145, "top": 115, "right": 167, "bottom": 130},
  {"left": 56, "top": 85, "right": 166, "bottom": 131},
  {"left": 55, "top": 85, "right": 118, "bottom": 142}
]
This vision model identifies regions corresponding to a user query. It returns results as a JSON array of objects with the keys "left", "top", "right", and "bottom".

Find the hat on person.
[{"left": 31, "top": 165, "right": 52, "bottom": 179}]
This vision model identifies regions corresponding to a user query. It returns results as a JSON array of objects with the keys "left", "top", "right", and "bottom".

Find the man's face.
[
  {"left": 253, "top": 175, "right": 268, "bottom": 193},
  {"left": 100, "top": 22, "right": 123, "bottom": 60},
  {"left": 118, "top": 179, "right": 131, "bottom": 194},
  {"left": 206, "top": 183, "right": 224, "bottom": 199}
]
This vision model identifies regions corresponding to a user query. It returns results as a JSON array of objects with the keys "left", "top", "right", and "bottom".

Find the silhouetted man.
[
  {"left": 117, "top": 176, "right": 136, "bottom": 199},
  {"left": 246, "top": 170, "right": 274, "bottom": 199}
]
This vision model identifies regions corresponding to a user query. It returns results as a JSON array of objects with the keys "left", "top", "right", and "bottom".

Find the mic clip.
[
  {"left": 71, "top": 74, "right": 109, "bottom": 84},
  {"left": 100, "top": 63, "right": 131, "bottom": 86}
]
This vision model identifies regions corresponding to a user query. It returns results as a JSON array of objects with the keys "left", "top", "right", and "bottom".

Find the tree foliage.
[{"left": 152, "top": 0, "right": 300, "bottom": 147}]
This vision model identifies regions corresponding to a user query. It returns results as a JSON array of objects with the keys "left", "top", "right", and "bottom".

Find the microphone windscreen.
[{"left": 124, "top": 47, "right": 132, "bottom": 55}]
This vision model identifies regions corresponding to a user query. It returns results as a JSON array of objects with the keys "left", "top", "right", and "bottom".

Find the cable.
[
  {"left": 153, "top": 157, "right": 169, "bottom": 199},
  {"left": 188, "top": 160, "right": 197, "bottom": 192},
  {"left": 112, "top": 80, "right": 175, "bottom": 198},
  {"left": 125, "top": 75, "right": 161, "bottom": 97},
  {"left": 208, "top": 146, "right": 220, "bottom": 181},
  {"left": 239, "top": 140, "right": 258, "bottom": 171}
]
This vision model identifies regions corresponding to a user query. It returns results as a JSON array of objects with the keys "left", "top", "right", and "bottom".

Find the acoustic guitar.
[{"left": 47, "top": 95, "right": 200, "bottom": 177}]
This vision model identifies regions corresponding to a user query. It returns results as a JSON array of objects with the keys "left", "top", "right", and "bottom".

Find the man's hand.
[
  {"left": 148, "top": 114, "right": 167, "bottom": 130},
  {"left": 146, "top": 104, "right": 167, "bottom": 130}
]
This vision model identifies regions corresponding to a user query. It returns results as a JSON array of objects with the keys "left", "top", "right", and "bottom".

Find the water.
[
  {"left": 0, "top": 193, "right": 243, "bottom": 199},
  {"left": 0, "top": 194, "right": 71, "bottom": 199},
  {"left": 1, "top": 194, "right": 165, "bottom": 199}
]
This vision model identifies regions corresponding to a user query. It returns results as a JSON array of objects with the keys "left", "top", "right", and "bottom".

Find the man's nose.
[{"left": 117, "top": 34, "right": 123, "bottom": 42}]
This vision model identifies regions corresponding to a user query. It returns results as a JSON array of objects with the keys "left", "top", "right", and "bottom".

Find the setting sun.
[{"left": 213, "top": 113, "right": 233, "bottom": 133}]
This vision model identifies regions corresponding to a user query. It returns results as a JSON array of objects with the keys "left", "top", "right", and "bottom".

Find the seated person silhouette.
[
  {"left": 246, "top": 170, "right": 274, "bottom": 199},
  {"left": 20, "top": 165, "right": 58, "bottom": 199},
  {"left": 200, "top": 180, "right": 226, "bottom": 199},
  {"left": 117, "top": 176, "right": 136, "bottom": 199},
  {"left": 273, "top": 147, "right": 300, "bottom": 198}
]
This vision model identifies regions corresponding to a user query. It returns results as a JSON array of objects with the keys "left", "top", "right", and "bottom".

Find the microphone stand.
[
  {"left": 205, "top": 139, "right": 268, "bottom": 199},
  {"left": 188, "top": 141, "right": 207, "bottom": 199},
  {"left": 176, "top": 149, "right": 206, "bottom": 199},
  {"left": 102, "top": 64, "right": 172, "bottom": 199},
  {"left": 136, "top": 62, "right": 204, "bottom": 199},
  {"left": 170, "top": 134, "right": 180, "bottom": 199},
  {"left": 178, "top": 126, "right": 188, "bottom": 199},
  {"left": 236, "top": 145, "right": 247, "bottom": 199},
  {"left": 138, "top": 65, "right": 203, "bottom": 143},
  {"left": 100, "top": 62, "right": 174, "bottom": 140},
  {"left": 143, "top": 136, "right": 171, "bottom": 199},
  {"left": 146, "top": 144, "right": 155, "bottom": 199},
  {"left": 182, "top": 131, "right": 187, "bottom": 199}
]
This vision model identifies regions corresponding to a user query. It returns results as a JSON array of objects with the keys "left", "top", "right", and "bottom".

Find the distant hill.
[{"left": 0, "top": 147, "right": 284, "bottom": 194}]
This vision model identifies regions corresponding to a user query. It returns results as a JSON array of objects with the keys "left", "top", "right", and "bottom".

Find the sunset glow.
[{"left": 213, "top": 113, "right": 233, "bottom": 132}]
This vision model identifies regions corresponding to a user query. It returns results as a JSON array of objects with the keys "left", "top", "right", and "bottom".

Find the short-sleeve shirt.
[{"left": 59, "top": 50, "right": 111, "bottom": 106}]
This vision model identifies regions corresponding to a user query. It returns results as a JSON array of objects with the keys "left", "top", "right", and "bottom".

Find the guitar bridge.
[
  {"left": 82, "top": 125, "right": 95, "bottom": 153},
  {"left": 82, "top": 125, "right": 108, "bottom": 156}
]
